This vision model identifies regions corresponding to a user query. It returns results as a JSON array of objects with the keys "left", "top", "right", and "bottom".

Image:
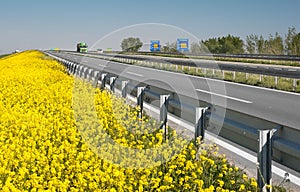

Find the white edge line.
[
  {"left": 196, "top": 89, "right": 253, "bottom": 104},
  {"left": 126, "top": 71, "right": 143, "bottom": 77}
]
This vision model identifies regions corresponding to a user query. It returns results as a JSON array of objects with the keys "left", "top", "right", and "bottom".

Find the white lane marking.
[
  {"left": 98, "top": 63, "right": 106, "bottom": 67},
  {"left": 196, "top": 89, "right": 253, "bottom": 104},
  {"left": 126, "top": 71, "right": 143, "bottom": 77}
]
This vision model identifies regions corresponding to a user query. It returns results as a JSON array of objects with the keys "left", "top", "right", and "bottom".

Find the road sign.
[
  {"left": 177, "top": 38, "right": 189, "bottom": 51},
  {"left": 150, "top": 40, "right": 161, "bottom": 52}
]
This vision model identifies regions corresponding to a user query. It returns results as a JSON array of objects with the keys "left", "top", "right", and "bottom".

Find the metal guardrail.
[
  {"left": 46, "top": 51, "right": 300, "bottom": 191},
  {"left": 129, "top": 51, "right": 300, "bottom": 62}
]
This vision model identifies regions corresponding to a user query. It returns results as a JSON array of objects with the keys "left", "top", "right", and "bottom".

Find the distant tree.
[
  {"left": 255, "top": 33, "right": 284, "bottom": 55},
  {"left": 246, "top": 34, "right": 258, "bottom": 54},
  {"left": 201, "top": 38, "right": 220, "bottom": 53},
  {"left": 201, "top": 35, "right": 244, "bottom": 54},
  {"left": 267, "top": 33, "right": 284, "bottom": 55},
  {"left": 256, "top": 35, "right": 266, "bottom": 54},
  {"left": 121, "top": 37, "right": 143, "bottom": 52},
  {"left": 291, "top": 33, "right": 300, "bottom": 55},
  {"left": 285, "top": 27, "right": 300, "bottom": 55},
  {"left": 161, "top": 42, "right": 177, "bottom": 53}
]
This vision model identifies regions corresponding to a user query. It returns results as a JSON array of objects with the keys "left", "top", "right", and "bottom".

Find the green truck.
[{"left": 76, "top": 42, "right": 88, "bottom": 53}]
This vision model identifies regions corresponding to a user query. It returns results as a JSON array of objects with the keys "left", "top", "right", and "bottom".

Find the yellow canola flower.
[{"left": 0, "top": 51, "right": 261, "bottom": 192}]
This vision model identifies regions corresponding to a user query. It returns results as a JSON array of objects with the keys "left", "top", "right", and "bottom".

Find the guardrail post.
[
  {"left": 160, "top": 95, "right": 170, "bottom": 141},
  {"left": 246, "top": 73, "right": 249, "bottom": 80},
  {"left": 87, "top": 69, "right": 93, "bottom": 80},
  {"left": 293, "top": 79, "right": 297, "bottom": 91},
  {"left": 71, "top": 63, "right": 75, "bottom": 74},
  {"left": 81, "top": 67, "right": 85, "bottom": 78},
  {"left": 82, "top": 67, "right": 88, "bottom": 78},
  {"left": 275, "top": 76, "right": 278, "bottom": 86},
  {"left": 75, "top": 65, "right": 79, "bottom": 75},
  {"left": 121, "top": 80, "right": 129, "bottom": 98},
  {"left": 110, "top": 77, "right": 116, "bottom": 92},
  {"left": 100, "top": 73, "right": 107, "bottom": 90},
  {"left": 76, "top": 66, "right": 80, "bottom": 76},
  {"left": 257, "top": 129, "right": 275, "bottom": 192},
  {"left": 80, "top": 67, "right": 85, "bottom": 78},
  {"left": 195, "top": 107, "right": 208, "bottom": 142},
  {"left": 66, "top": 62, "right": 70, "bottom": 73},
  {"left": 222, "top": 71, "right": 225, "bottom": 79},
  {"left": 176, "top": 65, "right": 178, "bottom": 72},
  {"left": 233, "top": 71, "right": 236, "bottom": 80},
  {"left": 67, "top": 62, "right": 71, "bottom": 73},
  {"left": 137, "top": 87, "right": 145, "bottom": 118},
  {"left": 77, "top": 66, "right": 82, "bottom": 77},
  {"left": 85, "top": 67, "right": 89, "bottom": 79},
  {"left": 204, "top": 68, "right": 207, "bottom": 75},
  {"left": 93, "top": 71, "right": 100, "bottom": 87},
  {"left": 260, "top": 74, "right": 263, "bottom": 82}
]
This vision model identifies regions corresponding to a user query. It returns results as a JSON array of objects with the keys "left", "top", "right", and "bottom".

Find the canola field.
[{"left": 0, "top": 51, "right": 259, "bottom": 191}]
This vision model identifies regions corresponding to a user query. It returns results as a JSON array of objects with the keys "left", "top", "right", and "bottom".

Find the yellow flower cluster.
[{"left": 0, "top": 51, "right": 259, "bottom": 191}]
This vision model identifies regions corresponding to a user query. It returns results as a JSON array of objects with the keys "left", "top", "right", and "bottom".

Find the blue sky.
[{"left": 1, "top": 0, "right": 299, "bottom": 53}]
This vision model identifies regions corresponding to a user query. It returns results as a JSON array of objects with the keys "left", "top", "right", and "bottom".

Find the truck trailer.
[{"left": 77, "top": 42, "right": 88, "bottom": 53}]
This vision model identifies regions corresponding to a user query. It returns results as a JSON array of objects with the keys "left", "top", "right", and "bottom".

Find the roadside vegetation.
[
  {"left": 0, "top": 54, "right": 9, "bottom": 59},
  {"left": 0, "top": 50, "right": 270, "bottom": 191}
]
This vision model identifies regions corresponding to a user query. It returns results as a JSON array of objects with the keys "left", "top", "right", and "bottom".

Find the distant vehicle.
[
  {"left": 51, "top": 48, "right": 60, "bottom": 52},
  {"left": 14, "top": 50, "right": 20, "bottom": 53},
  {"left": 77, "top": 42, "right": 88, "bottom": 53}
]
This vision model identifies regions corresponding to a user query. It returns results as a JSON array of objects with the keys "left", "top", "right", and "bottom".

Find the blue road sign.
[
  {"left": 150, "top": 40, "right": 161, "bottom": 52},
  {"left": 177, "top": 38, "right": 189, "bottom": 51}
]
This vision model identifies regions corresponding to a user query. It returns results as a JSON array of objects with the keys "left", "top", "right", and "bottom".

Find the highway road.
[{"left": 50, "top": 51, "right": 300, "bottom": 130}]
